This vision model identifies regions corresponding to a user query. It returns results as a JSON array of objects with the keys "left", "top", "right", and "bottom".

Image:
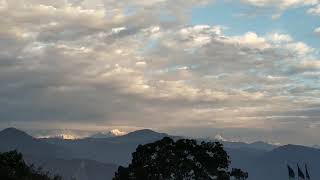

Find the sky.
[{"left": 0, "top": 0, "right": 320, "bottom": 145}]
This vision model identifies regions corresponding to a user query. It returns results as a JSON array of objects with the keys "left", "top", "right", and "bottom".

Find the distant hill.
[
  {"left": 230, "top": 144, "right": 320, "bottom": 180},
  {"left": 0, "top": 128, "right": 67, "bottom": 158},
  {"left": 111, "top": 129, "right": 168, "bottom": 142},
  {"left": 42, "top": 129, "right": 169, "bottom": 165},
  {"left": 90, "top": 132, "right": 116, "bottom": 139},
  {"left": 1, "top": 127, "right": 320, "bottom": 180},
  {"left": 312, "top": 144, "right": 320, "bottom": 149},
  {"left": 24, "top": 155, "right": 118, "bottom": 180},
  {"left": 219, "top": 140, "right": 277, "bottom": 151},
  {"left": 0, "top": 128, "right": 119, "bottom": 180}
]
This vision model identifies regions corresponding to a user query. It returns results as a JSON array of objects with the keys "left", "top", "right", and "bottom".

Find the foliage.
[
  {"left": 113, "top": 137, "right": 248, "bottom": 180},
  {"left": 230, "top": 168, "right": 248, "bottom": 180},
  {"left": 0, "top": 150, "right": 62, "bottom": 180}
]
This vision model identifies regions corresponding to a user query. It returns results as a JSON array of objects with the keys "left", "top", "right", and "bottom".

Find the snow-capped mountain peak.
[
  {"left": 90, "top": 129, "right": 127, "bottom": 138},
  {"left": 110, "top": 129, "right": 126, "bottom": 136},
  {"left": 38, "top": 133, "right": 77, "bottom": 140}
]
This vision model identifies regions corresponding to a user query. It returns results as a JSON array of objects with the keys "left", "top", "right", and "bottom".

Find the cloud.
[
  {"left": 308, "top": 4, "right": 320, "bottom": 15},
  {"left": 266, "top": 33, "right": 293, "bottom": 43},
  {"left": 241, "top": 0, "right": 317, "bottom": 9},
  {"left": 315, "top": 27, "right": 320, "bottom": 36},
  {"left": 0, "top": 0, "right": 320, "bottom": 144},
  {"left": 222, "top": 32, "right": 270, "bottom": 50},
  {"left": 239, "top": 0, "right": 319, "bottom": 18}
]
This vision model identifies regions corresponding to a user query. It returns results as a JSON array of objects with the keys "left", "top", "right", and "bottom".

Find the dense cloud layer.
[{"left": 0, "top": 0, "right": 320, "bottom": 144}]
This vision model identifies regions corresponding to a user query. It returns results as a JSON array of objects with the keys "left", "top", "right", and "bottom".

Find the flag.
[
  {"left": 305, "top": 164, "right": 310, "bottom": 180},
  {"left": 298, "top": 164, "right": 305, "bottom": 180},
  {"left": 287, "top": 165, "right": 295, "bottom": 180}
]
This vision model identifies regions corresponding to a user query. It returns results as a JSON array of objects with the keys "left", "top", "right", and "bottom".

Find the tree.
[
  {"left": 0, "top": 150, "right": 62, "bottom": 180},
  {"left": 113, "top": 137, "right": 248, "bottom": 180},
  {"left": 230, "top": 168, "right": 248, "bottom": 180}
]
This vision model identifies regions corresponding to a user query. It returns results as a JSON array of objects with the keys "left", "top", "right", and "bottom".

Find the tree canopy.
[
  {"left": 0, "top": 150, "right": 62, "bottom": 180},
  {"left": 113, "top": 137, "right": 248, "bottom": 180}
]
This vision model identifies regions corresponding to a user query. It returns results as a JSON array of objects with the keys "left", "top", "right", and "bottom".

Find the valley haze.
[{"left": 1, "top": 127, "right": 320, "bottom": 180}]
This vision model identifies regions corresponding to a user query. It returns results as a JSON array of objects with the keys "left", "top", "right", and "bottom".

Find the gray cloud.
[{"left": 0, "top": 0, "right": 320, "bottom": 144}]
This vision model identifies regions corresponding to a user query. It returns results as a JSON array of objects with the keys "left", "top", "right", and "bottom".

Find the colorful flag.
[
  {"left": 305, "top": 164, "right": 310, "bottom": 180},
  {"left": 287, "top": 165, "right": 295, "bottom": 180},
  {"left": 298, "top": 164, "right": 305, "bottom": 180}
]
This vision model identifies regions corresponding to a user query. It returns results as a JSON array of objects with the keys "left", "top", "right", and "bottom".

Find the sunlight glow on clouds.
[{"left": 0, "top": 0, "right": 320, "bottom": 144}]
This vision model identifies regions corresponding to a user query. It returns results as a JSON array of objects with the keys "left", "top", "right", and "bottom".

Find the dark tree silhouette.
[
  {"left": 113, "top": 137, "right": 248, "bottom": 180},
  {"left": 0, "top": 150, "right": 62, "bottom": 180},
  {"left": 230, "top": 168, "right": 248, "bottom": 180}
]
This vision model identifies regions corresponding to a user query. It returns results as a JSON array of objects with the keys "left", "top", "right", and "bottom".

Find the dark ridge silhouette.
[
  {"left": 1, "top": 127, "right": 31, "bottom": 136},
  {"left": 90, "top": 132, "right": 116, "bottom": 139},
  {"left": 112, "top": 129, "right": 168, "bottom": 141},
  {"left": 1, "top": 128, "right": 320, "bottom": 180},
  {"left": 125, "top": 129, "right": 166, "bottom": 136},
  {"left": 0, "top": 128, "right": 119, "bottom": 180},
  {"left": 0, "top": 127, "right": 68, "bottom": 158},
  {"left": 272, "top": 144, "right": 320, "bottom": 153}
]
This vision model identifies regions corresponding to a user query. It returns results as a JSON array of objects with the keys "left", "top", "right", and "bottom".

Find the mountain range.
[
  {"left": 0, "top": 127, "right": 319, "bottom": 180},
  {"left": 90, "top": 129, "right": 127, "bottom": 139}
]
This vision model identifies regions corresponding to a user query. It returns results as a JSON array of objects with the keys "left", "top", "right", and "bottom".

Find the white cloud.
[
  {"left": 135, "top": 61, "right": 147, "bottom": 66},
  {"left": 241, "top": 0, "right": 318, "bottom": 9},
  {"left": 314, "top": 27, "right": 320, "bottom": 35},
  {"left": 221, "top": 32, "right": 270, "bottom": 50},
  {"left": 284, "top": 42, "right": 313, "bottom": 56},
  {"left": 0, "top": 0, "right": 319, "bottom": 144},
  {"left": 299, "top": 60, "right": 320, "bottom": 70},
  {"left": 308, "top": 4, "right": 320, "bottom": 15},
  {"left": 240, "top": 0, "right": 319, "bottom": 17},
  {"left": 266, "top": 33, "right": 293, "bottom": 43},
  {"left": 112, "top": 27, "right": 127, "bottom": 34}
]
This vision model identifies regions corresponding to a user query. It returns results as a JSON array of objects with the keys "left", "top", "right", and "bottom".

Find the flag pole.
[
  {"left": 305, "top": 163, "right": 310, "bottom": 180},
  {"left": 297, "top": 164, "right": 299, "bottom": 180}
]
